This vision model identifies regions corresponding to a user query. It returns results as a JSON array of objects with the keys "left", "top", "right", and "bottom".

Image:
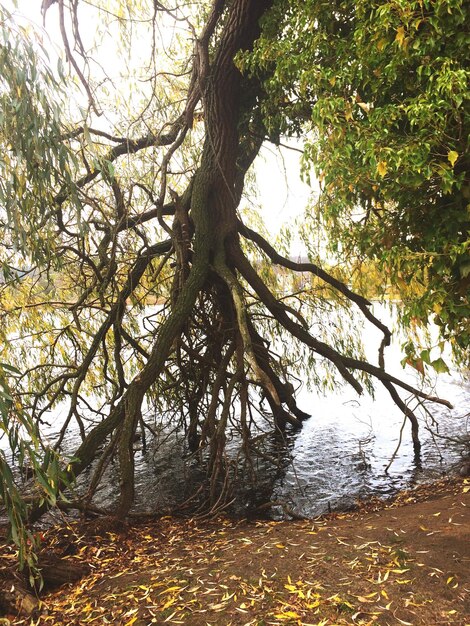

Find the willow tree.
[{"left": 0, "top": 0, "right": 452, "bottom": 525}]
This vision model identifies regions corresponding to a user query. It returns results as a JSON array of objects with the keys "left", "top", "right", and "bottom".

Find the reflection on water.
[{"left": 75, "top": 363, "right": 468, "bottom": 519}]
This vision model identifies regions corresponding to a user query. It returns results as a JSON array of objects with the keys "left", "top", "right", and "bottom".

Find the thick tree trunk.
[
  {"left": 65, "top": 0, "right": 274, "bottom": 520},
  {"left": 0, "top": 556, "right": 89, "bottom": 617}
]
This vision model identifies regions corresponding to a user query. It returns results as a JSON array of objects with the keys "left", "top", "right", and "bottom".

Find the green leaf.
[
  {"left": 430, "top": 358, "right": 449, "bottom": 374},
  {"left": 0, "top": 362, "right": 21, "bottom": 375},
  {"left": 420, "top": 349, "right": 431, "bottom": 365}
]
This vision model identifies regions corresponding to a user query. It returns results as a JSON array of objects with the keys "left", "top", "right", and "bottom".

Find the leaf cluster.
[
  {"left": 0, "top": 7, "right": 79, "bottom": 268},
  {"left": 245, "top": 0, "right": 470, "bottom": 364}
]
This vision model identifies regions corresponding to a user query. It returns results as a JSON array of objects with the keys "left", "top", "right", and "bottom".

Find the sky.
[{"left": 255, "top": 142, "right": 314, "bottom": 239}]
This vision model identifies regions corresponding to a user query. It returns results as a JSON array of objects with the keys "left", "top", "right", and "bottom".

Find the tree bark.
[
  {"left": 0, "top": 556, "right": 89, "bottom": 617},
  {"left": 74, "top": 0, "right": 274, "bottom": 519}
]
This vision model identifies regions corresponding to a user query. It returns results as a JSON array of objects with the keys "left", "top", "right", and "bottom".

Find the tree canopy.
[
  {"left": 0, "top": 0, "right": 464, "bottom": 565},
  {"left": 246, "top": 0, "right": 469, "bottom": 367}
]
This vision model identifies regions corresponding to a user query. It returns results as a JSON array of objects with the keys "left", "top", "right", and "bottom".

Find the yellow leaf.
[
  {"left": 160, "top": 586, "right": 181, "bottom": 595},
  {"left": 305, "top": 599, "right": 321, "bottom": 609},
  {"left": 377, "top": 38, "right": 388, "bottom": 51},
  {"left": 447, "top": 150, "right": 458, "bottom": 167},
  {"left": 395, "top": 26, "right": 406, "bottom": 47},
  {"left": 275, "top": 543, "right": 285, "bottom": 549},
  {"left": 274, "top": 611, "right": 300, "bottom": 619},
  {"left": 161, "top": 598, "right": 176, "bottom": 611},
  {"left": 377, "top": 161, "right": 387, "bottom": 177}
]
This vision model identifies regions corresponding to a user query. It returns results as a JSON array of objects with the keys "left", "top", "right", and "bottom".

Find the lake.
[{"left": 1, "top": 305, "right": 469, "bottom": 519}]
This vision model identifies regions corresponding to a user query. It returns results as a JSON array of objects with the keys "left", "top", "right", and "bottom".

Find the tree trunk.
[
  {"left": 0, "top": 579, "right": 38, "bottom": 618},
  {"left": 0, "top": 555, "right": 89, "bottom": 617},
  {"left": 69, "top": 0, "right": 273, "bottom": 519}
]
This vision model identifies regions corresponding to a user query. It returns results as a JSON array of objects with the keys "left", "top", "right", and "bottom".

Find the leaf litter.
[{"left": 1, "top": 477, "right": 469, "bottom": 626}]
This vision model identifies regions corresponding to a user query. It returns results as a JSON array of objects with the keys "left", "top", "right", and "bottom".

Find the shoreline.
[{"left": 2, "top": 476, "right": 469, "bottom": 625}]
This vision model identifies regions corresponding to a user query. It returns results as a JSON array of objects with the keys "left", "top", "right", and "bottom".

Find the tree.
[
  {"left": 245, "top": 0, "right": 469, "bottom": 367},
  {"left": 0, "top": 0, "right": 452, "bottom": 530}
]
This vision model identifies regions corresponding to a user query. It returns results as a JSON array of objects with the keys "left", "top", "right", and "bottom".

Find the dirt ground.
[{"left": 2, "top": 477, "right": 469, "bottom": 626}]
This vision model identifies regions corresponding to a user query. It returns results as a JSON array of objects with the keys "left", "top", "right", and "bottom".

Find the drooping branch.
[
  {"left": 382, "top": 380, "right": 421, "bottom": 457},
  {"left": 341, "top": 355, "right": 453, "bottom": 408},
  {"left": 229, "top": 242, "right": 453, "bottom": 414},
  {"left": 214, "top": 252, "right": 301, "bottom": 428},
  {"left": 55, "top": 118, "right": 187, "bottom": 206},
  {"left": 231, "top": 242, "right": 365, "bottom": 394},
  {"left": 36, "top": 239, "right": 171, "bottom": 441},
  {"left": 238, "top": 219, "right": 392, "bottom": 367},
  {"left": 57, "top": 0, "right": 100, "bottom": 115}
]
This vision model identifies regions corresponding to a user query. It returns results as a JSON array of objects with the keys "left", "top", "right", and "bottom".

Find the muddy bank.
[{"left": 1, "top": 477, "right": 468, "bottom": 625}]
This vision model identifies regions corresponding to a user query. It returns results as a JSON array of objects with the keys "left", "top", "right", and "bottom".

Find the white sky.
[{"left": 256, "top": 142, "right": 314, "bottom": 240}]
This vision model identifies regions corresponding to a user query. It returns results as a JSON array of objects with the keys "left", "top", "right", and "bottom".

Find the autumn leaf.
[
  {"left": 377, "top": 161, "right": 387, "bottom": 177},
  {"left": 447, "top": 150, "right": 458, "bottom": 167},
  {"left": 274, "top": 610, "right": 301, "bottom": 619},
  {"left": 395, "top": 26, "right": 406, "bottom": 47},
  {"left": 377, "top": 37, "right": 388, "bottom": 51}
]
